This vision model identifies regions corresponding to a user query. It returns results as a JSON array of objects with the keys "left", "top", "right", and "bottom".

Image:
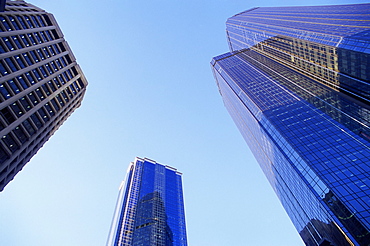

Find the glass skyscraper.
[
  {"left": 107, "top": 157, "right": 187, "bottom": 246},
  {"left": 211, "top": 4, "right": 370, "bottom": 246},
  {"left": 0, "top": 0, "right": 88, "bottom": 191}
]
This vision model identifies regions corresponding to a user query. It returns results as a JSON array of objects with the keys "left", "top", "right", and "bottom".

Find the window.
[
  {"left": 14, "top": 55, "right": 26, "bottom": 69},
  {"left": 11, "top": 36, "right": 23, "bottom": 49},
  {"left": 13, "top": 126, "right": 28, "bottom": 144},
  {"left": 0, "top": 84, "right": 11, "bottom": 99},
  {"left": 0, "top": 17, "right": 12, "bottom": 31},
  {"left": 5, "top": 58, "right": 17, "bottom": 72},
  {"left": 23, "top": 53, "right": 33, "bottom": 66},
  {"left": 8, "top": 80, "right": 20, "bottom": 94},
  {"left": 17, "top": 76, "right": 28, "bottom": 89},
  {"left": 22, "top": 119, "right": 36, "bottom": 136},
  {"left": 38, "top": 108, "right": 49, "bottom": 122},
  {"left": 30, "top": 113, "right": 43, "bottom": 128},
  {"left": 0, "top": 107, "right": 15, "bottom": 125},
  {"left": 2, "top": 37, "right": 14, "bottom": 51},
  {"left": 16, "top": 16, "right": 27, "bottom": 29},
  {"left": 9, "top": 17, "right": 20, "bottom": 30},
  {"left": 2, "top": 134, "right": 19, "bottom": 153},
  {"left": 19, "top": 97, "right": 31, "bottom": 111},
  {"left": 10, "top": 102, "right": 24, "bottom": 117}
]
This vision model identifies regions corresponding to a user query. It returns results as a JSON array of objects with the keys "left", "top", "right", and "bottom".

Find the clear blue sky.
[{"left": 0, "top": 0, "right": 368, "bottom": 245}]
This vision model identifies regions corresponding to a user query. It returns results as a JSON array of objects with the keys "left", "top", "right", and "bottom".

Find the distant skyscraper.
[
  {"left": 0, "top": 1, "right": 87, "bottom": 191},
  {"left": 107, "top": 157, "right": 187, "bottom": 246},
  {"left": 211, "top": 4, "right": 370, "bottom": 246}
]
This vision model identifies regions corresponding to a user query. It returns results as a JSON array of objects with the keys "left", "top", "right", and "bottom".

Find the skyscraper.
[
  {"left": 211, "top": 4, "right": 370, "bottom": 246},
  {"left": 107, "top": 157, "right": 187, "bottom": 246},
  {"left": 0, "top": 0, "right": 87, "bottom": 191}
]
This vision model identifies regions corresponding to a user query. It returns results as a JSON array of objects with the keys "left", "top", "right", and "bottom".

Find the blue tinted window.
[
  {"left": 16, "top": 16, "right": 27, "bottom": 29},
  {"left": 0, "top": 17, "right": 12, "bottom": 31},
  {"left": 2, "top": 37, "right": 14, "bottom": 51},
  {"left": 5, "top": 58, "right": 17, "bottom": 72},
  {"left": 0, "top": 84, "right": 11, "bottom": 99},
  {"left": 8, "top": 80, "right": 20, "bottom": 94},
  {"left": 9, "top": 17, "right": 20, "bottom": 30},
  {"left": 14, "top": 55, "right": 26, "bottom": 69},
  {"left": 22, "top": 53, "right": 33, "bottom": 65},
  {"left": 11, "top": 36, "right": 22, "bottom": 49}
]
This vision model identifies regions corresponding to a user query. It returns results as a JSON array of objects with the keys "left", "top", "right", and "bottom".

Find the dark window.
[
  {"left": 2, "top": 134, "right": 19, "bottom": 153},
  {"left": 61, "top": 91, "right": 69, "bottom": 102},
  {"left": 35, "top": 88, "right": 45, "bottom": 100},
  {"left": 69, "top": 84, "right": 77, "bottom": 95},
  {"left": 28, "top": 92, "right": 38, "bottom": 105},
  {"left": 53, "top": 78, "right": 61, "bottom": 88},
  {"left": 0, "top": 144, "right": 9, "bottom": 163},
  {"left": 55, "top": 94, "right": 64, "bottom": 106},
  {"left": 51, "top": 98, "right": 60, "bottom": 111},
  {"left": 77, "top": 79, "right": 85, "bottom": 89},
  {"left": 22, "top": 119, "right": 36, "bottom": 136},
  {"left": 19, "top": 97, "right": 31, "bottom": 111},
  {"left": 13, "top": 126, "right": 28, "bottom": 144},
  {"left": 44, "top": 103, "right": 54, "bottom": 117},
  {"left": 41, "top": 84, "right": 51, "bottom": 96},
  {"left": 10, "top": 102, "right": 24, "bottom": 117},
  {"left": 30, "top": 113, "right": 43, "bottom": 128},
  {"left": 0, "top": 107, "right": 15, "bottom": 125},
  {"left": 47, "top": 81, "right": 56, "bottom": 91},
  {"left": 25, "top": 72, "right": 36, "bottom": 85},
  {"left": 38, "top": 108, "right": 49, "bottom": 122}
]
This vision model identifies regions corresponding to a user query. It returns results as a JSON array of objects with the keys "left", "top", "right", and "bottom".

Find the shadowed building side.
[{"left": 0, "top": 0, "right": 88, "bottom": 191}]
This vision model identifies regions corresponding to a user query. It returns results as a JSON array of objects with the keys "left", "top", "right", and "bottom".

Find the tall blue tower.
[
  {"left": 107, "top": 157, "right": 187, "bottom": 246},
  {"left": 212, "top": 4, "right": 370, "bottom": 246}
]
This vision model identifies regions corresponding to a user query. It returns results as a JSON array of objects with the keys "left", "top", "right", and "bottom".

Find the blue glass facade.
[
  {"left": 106, "top": 157, "right": 187, "bottom": 246},
  {"left": 212, "top": 4, "right": 370, "bottom": 246}
]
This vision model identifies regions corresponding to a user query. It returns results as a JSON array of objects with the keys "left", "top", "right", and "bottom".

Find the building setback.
[
  {"left": 211, "top": 4, "right": 370, "bottom": 246},
  {"left": 107, "top": 157, "right": 187, "bottom": 246},
  {"left": 0, "top": 0, "right": 87, "bottom": 191}
]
